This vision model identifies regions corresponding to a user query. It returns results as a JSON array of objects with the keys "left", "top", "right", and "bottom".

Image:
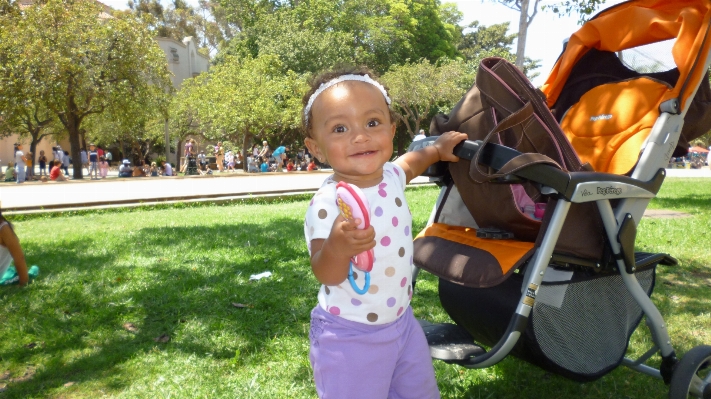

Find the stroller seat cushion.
[
  {"left": 560, "top": 77, "right": 670, "bottom": 174},
  {"left": 414, "top": 223, "right": 535, "bottom": 288}
]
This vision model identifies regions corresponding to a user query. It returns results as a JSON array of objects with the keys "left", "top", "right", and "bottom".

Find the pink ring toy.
[{"left": 336, "top": 181, "right": 374, "bottom": 273}]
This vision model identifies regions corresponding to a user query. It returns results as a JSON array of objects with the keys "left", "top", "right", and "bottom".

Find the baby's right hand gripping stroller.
[{"left": 411, "top": 1, "right": 711, "bottom": 397}]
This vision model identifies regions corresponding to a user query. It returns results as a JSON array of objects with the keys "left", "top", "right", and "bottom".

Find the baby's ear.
[{"left": 304, "top": 137, "right": 323, "bottom": 161}]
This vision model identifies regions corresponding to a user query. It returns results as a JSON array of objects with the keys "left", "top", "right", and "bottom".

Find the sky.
[{"left": 100, "top": 0, "right": 625, "bottom": 86}]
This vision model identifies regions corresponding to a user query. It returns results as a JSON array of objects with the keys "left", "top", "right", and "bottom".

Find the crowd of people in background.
[
  {"left": 244, "top": 141, "right": 319, "bottom": 173},
  {"left": 3, "top": 139, "right": 323, "bottom": 184}
]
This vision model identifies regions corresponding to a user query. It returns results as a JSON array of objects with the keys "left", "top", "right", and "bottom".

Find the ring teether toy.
[{"left": 336, "top": 181, "right": 373, "bottom": 295}]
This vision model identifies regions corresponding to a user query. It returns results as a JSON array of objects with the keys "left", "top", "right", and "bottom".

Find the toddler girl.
[{"left": 302, "top": 67, "right": 466, "bottom": 399}]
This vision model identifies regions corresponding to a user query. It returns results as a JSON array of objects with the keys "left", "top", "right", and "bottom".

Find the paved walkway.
[
  {"left": 0, "top": 170, "right": 433, "bottom": 213},
  {"left": 0, "top": 167, "right": 707, "bottom": 214}
]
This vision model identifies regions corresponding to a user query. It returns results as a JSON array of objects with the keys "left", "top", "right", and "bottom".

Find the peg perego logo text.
[
  {"left": 597, "top": 187, "right": 622, "bottom": 196},
  {"left": 590, "top": 114, "right": 613, "bottom": 121}
]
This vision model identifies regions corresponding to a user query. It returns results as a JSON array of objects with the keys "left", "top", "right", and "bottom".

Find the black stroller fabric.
[{"left": 439, "top": 262, "right": 657, "bottom": 382}]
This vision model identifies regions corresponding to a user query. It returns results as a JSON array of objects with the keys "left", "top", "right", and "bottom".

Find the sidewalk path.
[
  {"left": 0, "top": 167, "right": 707, "bottom": 214},
  {"left": 0, "top": 171, "right": 432, "bottom": 213}
]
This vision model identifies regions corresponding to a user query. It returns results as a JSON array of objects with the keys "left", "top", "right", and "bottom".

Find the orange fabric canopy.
[{"left": 542, "top": 0, "right": 711, "bottom": 113}]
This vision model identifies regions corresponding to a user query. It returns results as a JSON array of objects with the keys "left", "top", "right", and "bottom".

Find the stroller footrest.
[{"left": 418, "top": 319, "right": 486, "bottom": 362}]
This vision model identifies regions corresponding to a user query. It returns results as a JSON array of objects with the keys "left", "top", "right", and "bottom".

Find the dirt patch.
[
  {"left": 644, "top": 209, "right": 691, "bottom": 218},
  {"left": 10, "top": 368, "right": 35, "bottom": 383}
]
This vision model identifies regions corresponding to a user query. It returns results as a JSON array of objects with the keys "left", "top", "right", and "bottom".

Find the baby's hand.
[
  {"left": 329, "top": 215, "right": 376, "bottom": 260},
  {"left": 434, "top": 131, "right": 468, "bottom": 163}
]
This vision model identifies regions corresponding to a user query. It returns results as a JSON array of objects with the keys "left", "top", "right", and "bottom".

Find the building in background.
[{"left": 155, "top": 36, "right": 210, "bottom": 166}]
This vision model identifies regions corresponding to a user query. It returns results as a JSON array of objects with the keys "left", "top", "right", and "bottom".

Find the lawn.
[{"left": 0, "top": 179, "right": 709, "bottom": 398}]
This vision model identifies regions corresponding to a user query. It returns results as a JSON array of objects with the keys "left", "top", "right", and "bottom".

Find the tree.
[
  {"left": 491, "top": 0, "right": 540, "bottom": 69},
  {"left": 381, "top": 59, "right": 470, "bottom": 139},
  {"left": 0, "top": 0, "right": 61, "bottom": 166},
  {"left": 455, "top": 20, "right": 541, "bottom": 79},
  {"left": 218, "top": 0, "right": 458, "bottom": 75},
  {"left": 173, "top": 54, "right": 306, "bottom": 170},
  {"left": 546, "top": 0, "right": 608, "bottom": 21},
  {"left": 120, "top": 0, "right": 228, "bottom": 54},
  {"left": 0, "top": 0, "right": 172, "bottom": 178}
]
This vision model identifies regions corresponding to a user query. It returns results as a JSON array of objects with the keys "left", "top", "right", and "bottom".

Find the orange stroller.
[{"left": 410, "top": 1, "right": 711, "bottom": 397}]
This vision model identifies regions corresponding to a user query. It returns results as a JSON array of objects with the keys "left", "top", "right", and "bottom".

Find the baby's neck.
[{"left": 332, "top": 171, "right": 384, "bottom": 189}]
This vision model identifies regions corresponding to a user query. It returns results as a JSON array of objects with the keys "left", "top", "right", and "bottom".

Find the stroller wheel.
[{"left": 669, "top": 345, "right": 711, "bottom": 399}]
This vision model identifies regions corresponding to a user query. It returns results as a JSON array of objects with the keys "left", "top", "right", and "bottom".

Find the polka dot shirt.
[{"left": 304, "top": 163, "right": 414, "bottom": 325}]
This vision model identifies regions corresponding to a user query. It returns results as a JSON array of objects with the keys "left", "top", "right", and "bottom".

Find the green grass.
[{"left": 0, "top": 180, "right": 709, "bottom": 398}]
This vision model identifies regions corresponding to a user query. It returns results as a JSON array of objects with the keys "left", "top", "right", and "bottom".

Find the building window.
[{"left": 170, "top": 47, "right": 179, "bottom": 63}]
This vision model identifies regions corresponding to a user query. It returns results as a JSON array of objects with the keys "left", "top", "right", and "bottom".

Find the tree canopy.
[
  {"left": 169, "top": 0, "right": 541, "bottom": 158},
  {"left": 170, "top": 54, "right": 305, "bottom": 169},
  {"left": 0, "top": 0, "right": 172, "bottom": 178},
  {"left": 218, "top": 0, "right": 458, "bottom": 74}
]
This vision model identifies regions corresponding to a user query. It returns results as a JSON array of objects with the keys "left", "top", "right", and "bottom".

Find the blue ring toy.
[{"left": 348, "top": 262, "right": 370, "bottom": 295}]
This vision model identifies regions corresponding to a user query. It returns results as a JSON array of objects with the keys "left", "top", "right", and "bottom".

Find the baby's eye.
[
  {"left": 333, "top": 125, "right": 347, "bottom": 133},
  {"left": 367, "top": 119, "right": 381, "bottom": 128}
]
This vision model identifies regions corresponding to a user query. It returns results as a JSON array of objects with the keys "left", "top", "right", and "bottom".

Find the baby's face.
[{"left": 305, "top": 81, "right": 395, "bottom": 187}]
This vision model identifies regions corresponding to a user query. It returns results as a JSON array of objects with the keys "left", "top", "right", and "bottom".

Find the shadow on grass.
[
  {"left": 651, "top": 193, "right": 711, "bottom": 211},
  {"left": 0, "top": 217, "right": 315, "bottom": 397}
]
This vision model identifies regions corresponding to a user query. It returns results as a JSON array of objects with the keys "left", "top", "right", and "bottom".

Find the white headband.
[{"left": 303, "top": 74, "right": 391, "bottom": 125}]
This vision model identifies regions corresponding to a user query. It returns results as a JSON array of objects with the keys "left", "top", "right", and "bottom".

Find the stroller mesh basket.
[{"left": 440, "top": 259, "right": 657, "bottom": 382}]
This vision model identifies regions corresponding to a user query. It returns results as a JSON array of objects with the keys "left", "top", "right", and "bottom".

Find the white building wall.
[{"left": 155, "top": 36, "right": 210, "bottom": 90}]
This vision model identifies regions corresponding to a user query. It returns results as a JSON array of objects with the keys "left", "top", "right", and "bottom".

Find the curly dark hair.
[{"left": 301, "top": 65, "right": 396, "bottom": 138}]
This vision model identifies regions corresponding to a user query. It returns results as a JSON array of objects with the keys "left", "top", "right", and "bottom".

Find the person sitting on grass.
[
  {"left": 118, "top": 159, "right": 133, "bottom": 178},
  {"left": 49, "top": 160, "right": 68, "bottom": 181},
  {"left": 0, "top": 209, "right": 30, "bottom": 286},
  {"left": 307, "top": 158, "right": 318, "bottom": 171},
  {"left": 4, "top": 162, "right": 16, "bottom": 182},
  {"left": 132, "top": 163, "right": 146, "bottom": 177},
  {"left": 161, "top": 160, "right": 173, "bottom": 176},
  {"left": 260, "top": 157, "right": 269, "bottom": 173},
  {"left": 247, "top": 157, "right": 259, "bottom": 173},
  {"left": 286, "top": 159, "right": 296, "bottom": 172},
  {"left": 150, "top": 162, "right": 159, "bottom": 177}
]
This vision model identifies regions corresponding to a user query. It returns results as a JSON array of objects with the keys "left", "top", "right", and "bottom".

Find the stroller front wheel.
[{"left": 669, "top": 345, "right": 711, "bottom": 399}]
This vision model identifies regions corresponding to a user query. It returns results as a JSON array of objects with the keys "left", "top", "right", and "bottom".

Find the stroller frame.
[{"left": 412, "top": 3, "right": 711, "bottom": 397}]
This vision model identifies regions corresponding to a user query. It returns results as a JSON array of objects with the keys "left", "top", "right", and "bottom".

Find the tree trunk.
[
  {"left": 242, "top": 129, "right": 252, "bottom": 172},
  {"left": 177, "top": 139, "right": 183, "bottom": 170},
  {"left": 29, "top": 129, "right": 39, "bottom": 174},
  {"left": 66, "top": 113, "right": 84, "bottom": 179},
  {"left": 515, "top": 0, "right": 530, "bottom": 70},
  {"left": 118, "top": 139, "right": 125, "bottom": 161}
]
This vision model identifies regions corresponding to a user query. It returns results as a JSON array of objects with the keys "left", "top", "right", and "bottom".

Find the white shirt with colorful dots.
[{"left": 304, "top": 162, "right": 414, "bottom": 325}]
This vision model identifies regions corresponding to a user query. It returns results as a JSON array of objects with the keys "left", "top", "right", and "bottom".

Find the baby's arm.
[
  {"left": 310, "top": 216, "right": 375, "bottom": 286},
  {"left": 395, "top": 131, "right": 468, "bottom": 184}
]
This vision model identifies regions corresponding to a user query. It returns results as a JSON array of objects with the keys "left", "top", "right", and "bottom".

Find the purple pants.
[{"left": 309, "top": 305, "right": 440, "bottom": 399}]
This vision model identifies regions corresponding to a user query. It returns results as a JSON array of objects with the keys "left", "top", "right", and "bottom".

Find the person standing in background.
[
  {"left": 105, "top": 150, "right": 112, "bottom": 167},
  {"left": 25, "top": 152, "right": 34, "bottom": 181},
  {"left": 88, "top": 144, "right": 99, "bottom": 180},
  {"left": 38, "top": 150, "right": 48, "bottom": 177},
  {"left": 80, "top": 148, "right": 89, "bottom": 175},
  {"left": 62, "top": 151, "right": 70, "bottom": 176},
  {"left": 215, "top": 142, "right": 225, "bottom": 172},
  {"left": 14, "top": 144, "right": 26, "bottom": 184}
]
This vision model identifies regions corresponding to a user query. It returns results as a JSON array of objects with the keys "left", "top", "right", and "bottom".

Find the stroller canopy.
[{"left": 541, "top": 0, "right": 711, "bottom": 174}]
